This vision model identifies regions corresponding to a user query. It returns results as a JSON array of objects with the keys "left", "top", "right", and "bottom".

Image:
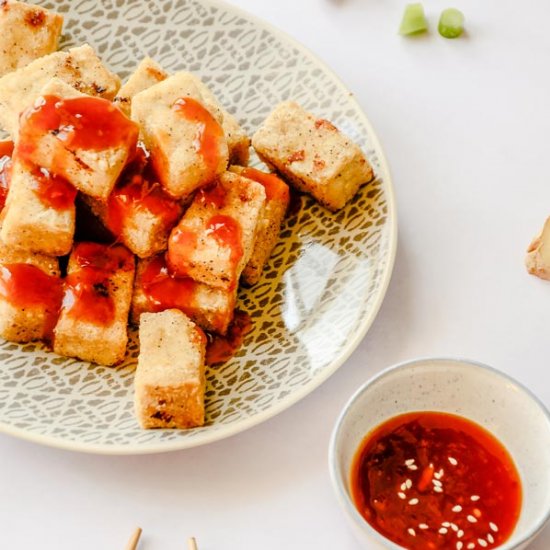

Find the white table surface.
[{"left": 2, "top": 0, "right": 550, "bottom": 548}]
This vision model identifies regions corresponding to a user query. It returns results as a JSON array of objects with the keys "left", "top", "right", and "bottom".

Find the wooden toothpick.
[
  {"left": 125, "top": 527, "right": 142, "bottom": 550},
  {"left": 188, "top": 537, "right": 198, "bottom": 550}
]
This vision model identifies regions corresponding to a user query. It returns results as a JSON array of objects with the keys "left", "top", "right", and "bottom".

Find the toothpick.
[
  {"left": 188, "top": 537, "right": 198, "bottom": 550},
  {"left": 125, "top": 527, "right": 142, "bottom": 550}
]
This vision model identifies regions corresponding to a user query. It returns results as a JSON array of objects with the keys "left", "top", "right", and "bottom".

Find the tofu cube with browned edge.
[
  {"left": 131, "top": 254, "right": 236, "bottom": 335},
  {"left": 134, "top": 309, "right": 207, "bottom": 429},
  {"left": 252, "top": 101, "right": 374, "bottom": 212},
  {"left": 526, "top": 216, "right": 550, "bottom": 280},
  {"left": 114, "top": 56, "right": 168, "bottom": 116},
  {"left": 0, "top": 44, "right": 121, "bottom": 137},
  {"left": 0, "top": 1, "right": 63, "bottom": 78},
  {"left": 131, "top": 72, "right": 229, "bottom": 199},
  {"left": 84, "top": 148, "right": 183, "bottom": 259},
  {"left": 53, "top": 242, "right": 135, "bottom": 366},
  {"left": 0, "top": 239, "right": 61, "bottom": 343},
  {"left": 167, "top": 171, "right": 266, "bottom": 290},
  {"left": 230, "top": 166, "right": 289, "bottom": 285},
  {"left": 17, "top": 78, "right": 139, "bottom": 200},
  {"left": 1, "top": 156, "right": 76, "bottom": 256}
]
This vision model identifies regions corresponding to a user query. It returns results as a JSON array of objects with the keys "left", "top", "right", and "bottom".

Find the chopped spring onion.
[
  {"left": 399, "top": 3, "right": 428, "bottom": 36},
  {"left": 438, "top": 8, "right": 465, "bottom": 38}
]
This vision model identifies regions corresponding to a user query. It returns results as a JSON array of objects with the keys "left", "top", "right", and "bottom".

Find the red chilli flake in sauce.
[{"left": 351, "top": 412, "right": 521, "bottom": 550}]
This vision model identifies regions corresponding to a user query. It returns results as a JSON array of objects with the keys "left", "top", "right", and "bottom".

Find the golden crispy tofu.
[
  {"left": 230, "top": 166, "right": 289, "bottom": 285},
  {"left": 0, "top": 44, "right": 121, "bottom": 137},
  {"left": 0, "top": 236, "right": 61, "bottom": 343},
  {"left": 252, "top": 101, "right": 374, "bottom": 211},
  {"left": 135, "top": 309, "right": 207, "bottom": 429},
  {"left": 0, "top": 155, "right": 76, "bottom": 256},
  {"left": 17, "top": 78, "right": 138, "bottom": 200},
  {"left": 167, "top": 171, "right": 265, "bottom": 290},
  {"left": 526, "top": 217, "right": 550, "bottom": 280},
  {"left": 113, "top": 56, "right": 168, "bottom": 116},
  {"left": 53, "top": 242, "right": 135, "bottom": 366},
  {"left": 180, "top": 72, "right": 250, "bottom": 165},
  {"left": 131, "top": 72, "right": 229, "bottom": 198},
  {"left": 131, "top": 254, "right": 236, "bottom": 335},
  {"left": 0, "top": 1, "right": 63, "bottom": 78}
]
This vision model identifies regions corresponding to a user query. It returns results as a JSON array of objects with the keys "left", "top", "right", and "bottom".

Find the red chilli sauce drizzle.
[
  {"left": 351, "top": 411, "right": 522, "bottom": 550},
  {"left": 0, "top": 140, "right": 13, "bottom": 210},
  {"left": 106, "top": 144, "right": 182, "bottom": 238},
  {"left": 62, "top": 243, "right": 134, "bottom": 326},
  {"left": 240, "top": 167, "right": 290, "bottom": 203},
  {"left": 0, "top": 263, "right": 63, "bottom": 340}
]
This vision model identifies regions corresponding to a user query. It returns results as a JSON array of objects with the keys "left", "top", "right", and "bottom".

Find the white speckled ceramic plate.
[{"left": 0, "top": 0, "right": 397, "bottom": 454}]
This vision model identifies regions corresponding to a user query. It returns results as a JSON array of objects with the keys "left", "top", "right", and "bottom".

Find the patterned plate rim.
[{"left": 0, "top": 0, "right": 398, "bottom": 454}]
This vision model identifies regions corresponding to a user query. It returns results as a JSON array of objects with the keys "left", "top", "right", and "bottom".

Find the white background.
[{"left": 2, "top": 0, "right": 550, "bottom": 548}]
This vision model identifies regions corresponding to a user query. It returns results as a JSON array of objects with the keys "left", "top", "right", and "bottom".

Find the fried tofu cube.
[
  {"left": 113, "top": 56, "right": 168, "bottom": 116},
  {"left": 252, "top": 101, "right": 374, "bottom": 211},
  {"left": 17, "top": 78, "right": 138, "bottom": 200},
  {"left": 0, "top": 44, "right": 121, "bottom": 137},
  {"left": 0, "top": 238, "right": 61, "bottom": 342},
  {"left": 0, "top": 1, "right": 63, "bottom": 78},
  {"left": 84, "top": 148, "right": 183, "bottom": 258},
  {"left": 53, "top": 242, "right": 135, "bottom": 366},
  {"left": 230, "top": 166, "right": 289, "bottom": 285},
  {"left": 131, "top": 72, "right": 229, "bottom": 198},
  {"left": 180, "top": 72, "right": 250, "bottom": 165},
  {"left": 0, "top": 156, "right": 76, "bottom": 255},
  {"left": 526, "top": 217, "right": 550, "bottom": 280},
  {"left": 134, "top": 309, "right": 207, "bottom": 429},
  {"left": 131, "top": 254, "right": 236, "bottom": 335},
  {"left": 167, "top": 171, "right": 266, "bottom": 290}
]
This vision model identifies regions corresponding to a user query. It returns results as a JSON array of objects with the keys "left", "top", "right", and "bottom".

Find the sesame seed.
[
  {"left": 433, "top": 479, "right": 443, "bottom": 487},
  {"left": 467, "top": 544, "right": 475, "bottom": 550},
  {"left": 406, "top": 479, "right": 413, "bottom": 489},
  {"left": 489, "top": 522, "right": 498, "bottom": 532},
  {"left": 400, "top": 482, "right": 407, "bottom": 491},
  {"left": 442, "top": 522, "right": 451, "bottom": 527},
  {"left": 439, "top": 527, "right": 448, "bottom": 535},
  {"left": 478, "top": 540, "right": 487, "bottom": 548},
  {"left": 408, "top": 465, "right": 418, "bottom": 471},
  {"left": 434, "top": 486, "right": 443, "bottom": 493},
  {"left": 487, "top": 534, "right": 494, "bottom": 544},
  {"left": 398, "top": 492, "right": 407, "bottom": 500},
  {"left": 471, "top": 495, "right": 480, "bottom": 501},
  {"left": 409, "top": 498, "right": 419, "bottom": 505},
  {"left": 452, "top": 505, "right": 462, "bottom": 513},
  {"left": 405, "top": 459, "right": 415, "bottom": 466},
  {"left": 457, "top": 543, "right": 463, "bottom": 550},
  {"left": 419, "top": 523, "right": 429, "bottom": 530},
  {"left": 458, "top": 530, "right": 464, "bottom": 538},
  {"left": 450, "top": 523, "right": 459, "bottom": 532},
  {"left": 408, "top": 528, "right": 416, "bottom": 537},
  {"left": 448, "top": 457, "right": 458, "bottom": 466},
  {"left": 467, "top": 515, "right": 477, "bottom": 523}
]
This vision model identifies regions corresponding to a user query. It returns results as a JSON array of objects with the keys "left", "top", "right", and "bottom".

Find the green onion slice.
[
  {"left": 399, "top": 3, "right": 428, "bottom": 36},
  {"left": 438, "top": 8, "right": 465, "bottom": 38}
]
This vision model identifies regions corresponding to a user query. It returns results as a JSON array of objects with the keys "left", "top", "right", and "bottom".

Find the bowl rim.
[{"left": 328, "top": 356, "right": 550, "bottom": 550}]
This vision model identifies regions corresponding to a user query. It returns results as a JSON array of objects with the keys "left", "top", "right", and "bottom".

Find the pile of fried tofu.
[{"left": 0, "top": 1, "right": 374, "bottom": 430}]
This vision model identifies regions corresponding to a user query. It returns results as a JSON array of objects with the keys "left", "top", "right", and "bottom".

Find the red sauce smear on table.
[
  {"left": 205, "top": 310, "right": 252, "bottom": 365},
  {"left": 0, "top": 263, "right": 63, "bottom": 339},
  {"left": 106, "top": 145, "right": 181, "bottom": 237},
  {"left": 240, "top": 167, "right": 290, "bottom": 203},
  {"left": 62, "top": 243, "right": 133, "bottom": 326},
  {"left": 31, "top": 166, "right": 77, "bottom": 210},
  {"left": 172, "top": 97, "right": 224, "bottom": 182},
  {"left": 17, "top": 95, "right": 139, "bottom": 157},
  {"left": 0, "top": 140, "right": 13, "bottom": 210},
  {"left": 351, "top": 411, "right": 522, "bottom": 550}
]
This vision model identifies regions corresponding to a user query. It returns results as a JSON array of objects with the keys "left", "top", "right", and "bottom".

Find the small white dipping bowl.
[{"left": 328, "top": 357, "right": 550, "bottom": 550}]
